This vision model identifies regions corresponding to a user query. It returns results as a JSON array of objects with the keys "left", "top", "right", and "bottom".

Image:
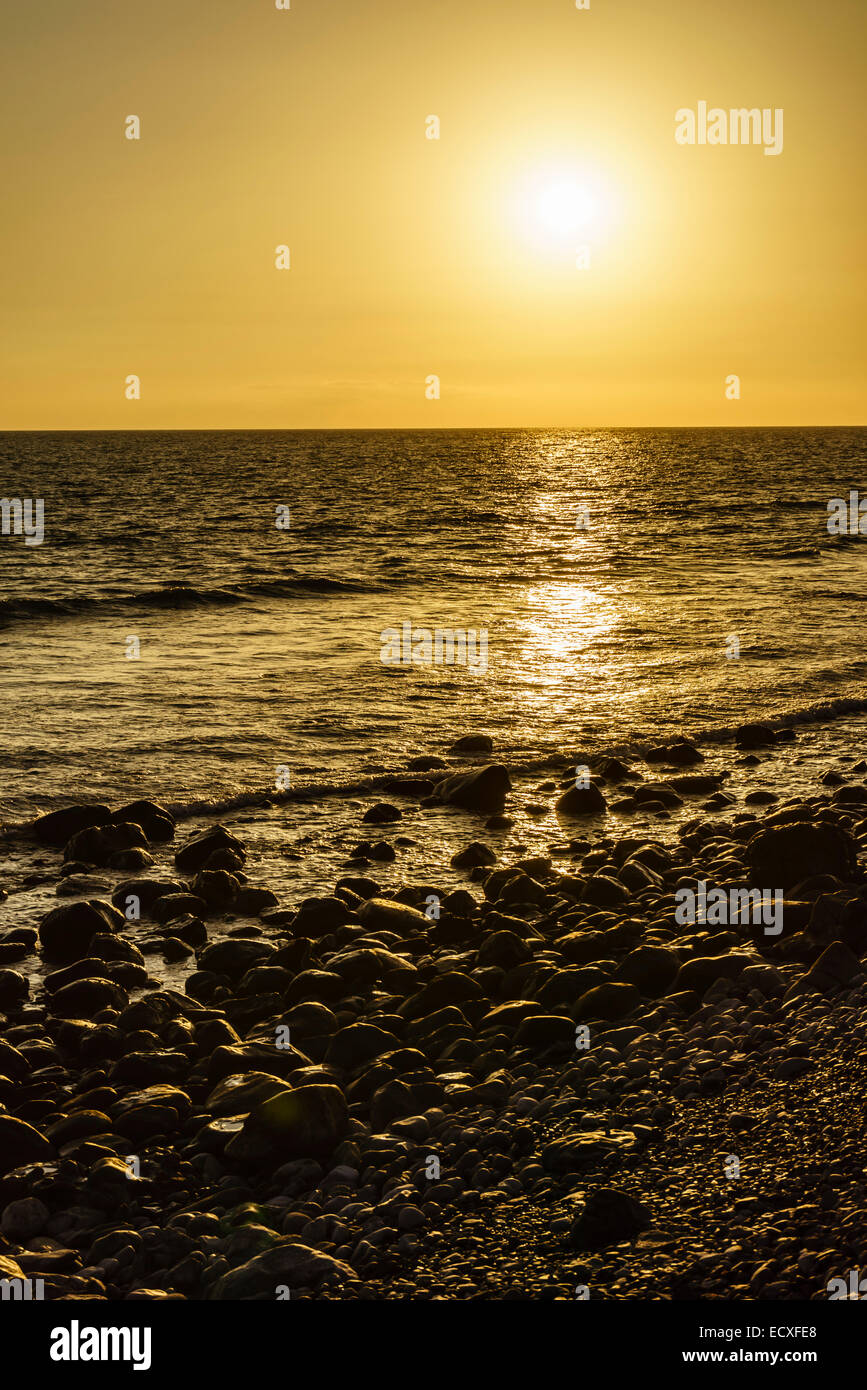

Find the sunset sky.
[{"left": 2, "top": 0, "right": 864, "bottom": 428}]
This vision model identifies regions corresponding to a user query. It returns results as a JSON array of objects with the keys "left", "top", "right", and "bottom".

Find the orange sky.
[{"left": 2, "top": 0, "right": 864, "bottom": 427}]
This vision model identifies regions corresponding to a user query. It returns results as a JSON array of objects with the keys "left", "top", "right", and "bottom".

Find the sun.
[
  {"left": 536, "top": 180, "right": 597, "bottom": 238},
  {"left": 514, "top": 163, "right": 616, "bottom": 254}
]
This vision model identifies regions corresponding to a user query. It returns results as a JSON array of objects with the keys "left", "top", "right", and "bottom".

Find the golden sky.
[{"left": 2, "top": 0, "right": 864, "bottom": 428}]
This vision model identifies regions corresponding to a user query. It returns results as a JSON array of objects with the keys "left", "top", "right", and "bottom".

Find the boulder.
[
  {"left": 175, "top": 825, "right": 246, "bottom": 873},
  {"left": 747, "top": 822, "right": 857, "bottom": 890},
  {"left": 431, "top": 765, "right": 511, "bottom": 814},
  {"left": 570, "top": 1187, "right": 652, "bottom": 1247},
  {"left": 33, "top": 804, "right": 111, "bottom": 847},
  {"left": 225, "top": 1085, "right": 349, "bottom": 1164},
  {"left": 38, "top": 900, "right": 119, "bottom": 963},
  {"left": 208, "top": 1243, "right": 357, "bottom": 1299},
  {"left": 0, "top": 1117, "right": 55, "bottom": 1175},
  {"left": 555, "top": 784, "right": 607, "bottom": 816}
]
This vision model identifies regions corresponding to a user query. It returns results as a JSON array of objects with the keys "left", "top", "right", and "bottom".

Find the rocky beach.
[{"left": 3, "top": 719, "right": 867, "bottom": 1302}]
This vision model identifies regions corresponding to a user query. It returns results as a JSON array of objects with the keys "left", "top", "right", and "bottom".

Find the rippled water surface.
[{"left": 0, "top": 427, "right": 864, "bottom": 820}]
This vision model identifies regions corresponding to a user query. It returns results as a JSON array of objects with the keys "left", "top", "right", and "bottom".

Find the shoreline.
[{"left": 1, "top": 724, "right": 867, "bottom": 1299}]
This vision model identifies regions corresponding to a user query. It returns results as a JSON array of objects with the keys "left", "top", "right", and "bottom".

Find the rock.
[
  {"left": 774, "top": 1056, "right": 813, "bottom": 1079},
  {"left": 206, "top": 1073, "right": 289, "bottom": 1117},
  {"left": 111, "top": 878, "right": 185, "bottom": 912},
  {"left": 615, "top": 946, "right": 680, "bottom": 996},
  {"left": 0, "top": 1197, "right": 49, "bottom": 1241},
  {"left": 362, "top": 803, "right": 402, "bottom": 824},
  {"left": 33, "top": 804, "right": 111, "bottom": 847},
  {"left": 175, "top": 825, "right": 246, "bottom": 873},
  {"left": 324, "top": 1024, "right": 401, "bottom": 1070},
  {"left": 735, "top": 723, "right": 777, "bottom": 748},
  {"left": 668, "top": 774, "right": 725, "bottom": 793},
  {"left": 448, "top": 734, "right": 493, "bottom": 755},
  {"left": 786, "top": 941, "right": 863, "bottom": 998},
  {"left": 0, "top": 970, "right": 29, "bottom": 1009},
  {"left": 356, "top": 898, "right": 429, "bottom": 933},
  {"left": 225, "top": 1085, "right": 349, "bottom": 1164},
  {"left": 556, "top": 784, "right": 607, "bottom": 816},
  {"left": 431, "top": 765, "right": 512, "bottom": 814},
  {"left": 191, "top": 870, "right": 240, "bottom": 910},
  {"left": 397, "top": 970, "right": 484, "bottom": 1019},
  {"left": 595, "top": 757, "right": 634, "bottom": 781},
  {"left": 747, "top": 822, "right": 857, "bottom": 890},
  {"left": 0, "top": 1117, "right": 55, "bottom": 1175},
  {"left": 293, "top": 897, "right": 355, "bottom": 936},
  {"left": 573, "top": 982, "right": 640, "bottom": 1022},
  {"left": 451, "top": 842, "right": 497, "bottom": 869},
  {"left": 208, "top": 1243, "right": 358, "bottom": 1298},
  {"left": 151, "top": 894, "right": 208, "bottom": 928},
  {"left": 65, "top": 821, "right": 150, "bottom": 867},
  {"left": 514, "top": 1014, "right": 574, "bottom": 1048},
  {"left": 542, "top": 1130, "right": 637, "bottom": 1172},
  {"left": 111, "top": 800, "right": 175, "bottom": 840},
  {"left": 582, "top": 873, "right": 629, "bottom": 907},
  {"left": 673, "top": 953, "right": 752, "bottom": 994},
  {"left": 38, "top": 900, "right": 119, "bottom": 963},
  {"left": 646, "top": 741, "right": 703, "bottom": 766},
  {"left": 197, "top": 939, "right": 276, "bottom": 979},
  {"left": 571, "top": 1188, "right": 652, "bottom": 1247},
  {"left": 107, "top": 848, "right": 154, "bottom": 870},
  {"left": 49, "top": 976, "right": 129, "bottom": 1017}
]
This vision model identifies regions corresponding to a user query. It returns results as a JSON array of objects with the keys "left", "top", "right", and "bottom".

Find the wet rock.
[
  {"left": 111, "top": 800, "right": 176, "bottom": 841},
  {"left": 111, "top": 878, "right": 186, "bottom": 913},
  {"left": 646, "top": 741, "right": 703, "bottom": 765},
  {"left": 191, "top": 870, "right": 240, "bottom": 910},
  {"left": 49, "top": 976, "right": 129, "bottom": 1017},
  {"left": 293, "top": 897, "right": 355, "bottom": 936},
  {"left": 514, "top": 1014, "right": 574, "bottom": 1048},
  {"left": 398, "top": 970, "right": 484, "bottom": 1019},
  {"left": 206, "top": 1073, "right": 289, "bottom": 1117},
  {"left": 325, "top": 1023, "right": 401, "bottom": 1070},
  {"left": 33, "top": 804, "right": 111, "bottom": 847},
  {"left": 356, "top": 897, "right": 429, "bottom": 934},
  {"left": 65, "top": 821, "right": 150, "bottom": 867},
  {"left": 556, "top": 784, "right": 607, "bottom": 816},
  {"left": 582, "top": 874, "right": 629, "bottom": 907},
  {"left": 0, "top": 969, "right": 29, "bottom": 1009},
  {"left": 175, "top": 825, "right": 247, "bottom": 874},
  {"left": 735, "top": 723, "right": 777, "bottom": 748},
  {"left": 362, "top": 803, "right": 402, "bottom": 824},
  {"left": 448, "top": 734, "right": 493, "bottom": 755},
  {"left": 234, "top": 886, "right": 280, "bottom": 916},
  {"left": 431, "top": 765, "right": 512, "bottom": 814},
  {"left": 38, "top": 900, "right": 120, "bottom": 963},
  {"left": 451, "top": 842, "right": 497, "bottom": 869},
  {"left": 197, "top": 939, "right": 276, "bottom": 978},
  {"left": 108, "top": 847, "right": 155, "bottom": 870}
]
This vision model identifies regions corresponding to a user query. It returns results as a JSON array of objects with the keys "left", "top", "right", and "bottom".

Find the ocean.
[{"left": 1, "top": 427, "right": 865, "bottom": 827}]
